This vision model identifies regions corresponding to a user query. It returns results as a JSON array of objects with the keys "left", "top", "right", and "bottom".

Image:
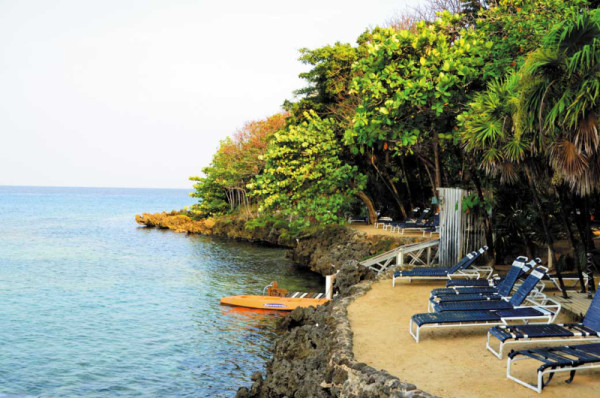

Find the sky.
[{"left": 0, "top": 0, "right": 420, "bottom": 189}]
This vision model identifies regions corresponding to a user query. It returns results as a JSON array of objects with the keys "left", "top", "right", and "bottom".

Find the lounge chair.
[
  {"left": 445, "top": 277, "right": 500, "bottom": 287},
  {"left": 507, "top": 342, "right": 600, "bottom": 392},
  {"left": 392, "top": 246, "right": 490, "bottom": 287},
  {"left": 387, "top": 208, "right": 431, "bottom": 232},
  {"left": 487, "top": 284, "right": 600, "bottom": 358},
  {"left": 543, "top": 271, "right": 590, "bottom": 292},
  {"left": 427, "top": 259, "right": 539, "bottom": 312},
  {"left": 397, "top": 214, "right": 439, "bottom": 236},
  {"left": 444, "top": 256, "right": 541, "bottom": 288},
  {"left": 409, "top": 268, "right": 561, "bottom": 342},
  {"left": 374, "top": 216, "right": 394, "bottom": 229},
  {"left": 378, "top": 209, "right": 418, "bottom": 230},
  {"left": 410, "top": 306, "right": 558, "bottom": 342},
  {"left": 430, "top": 256, "right": 532, "bottom": 298},
  {"left": 429, "top": 266, "right": 550, "bottom": 313}
]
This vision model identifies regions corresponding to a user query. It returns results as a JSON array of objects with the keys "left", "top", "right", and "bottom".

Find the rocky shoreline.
[
  {"left": 135, "top": 211, "right": 423, "bottom": 276},
  {"left": 136, "top": 211, "right": 433, "bottom": 397},
  {"left": 236, "top": 262, "right": 435, "bottom": 398}
]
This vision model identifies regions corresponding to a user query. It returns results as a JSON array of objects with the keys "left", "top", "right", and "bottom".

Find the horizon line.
[{"left": 0, "top": 184, "right": 193, "bottom": 191}]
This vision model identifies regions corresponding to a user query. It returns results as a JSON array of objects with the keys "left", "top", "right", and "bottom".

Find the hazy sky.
[{"left": 1, "top": 0, "right": 420, "bottom": 189}]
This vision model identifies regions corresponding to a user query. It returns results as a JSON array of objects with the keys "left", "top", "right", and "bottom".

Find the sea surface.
[{"left": 0, "top": 186, "right": 322, "bottom": 397}]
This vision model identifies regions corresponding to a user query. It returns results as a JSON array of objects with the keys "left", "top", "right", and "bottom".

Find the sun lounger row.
[
  {"left": 410, "top": 265, "right": 560, "bottom": 342},
  {"left": 396, "top": 253, "right": 600, "bottom": 392},
  {"left": 393, "top": 246, "right": 491, "bottom": 286}
]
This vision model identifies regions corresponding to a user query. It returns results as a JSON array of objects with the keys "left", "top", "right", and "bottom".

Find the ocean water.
[{"left": 0, "top": 186, "right": 322, "bottom": 397}]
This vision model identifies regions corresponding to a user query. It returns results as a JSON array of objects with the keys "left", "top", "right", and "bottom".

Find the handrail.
[{"left": 361, "top": 239, "right": 440, "bottom": 273}]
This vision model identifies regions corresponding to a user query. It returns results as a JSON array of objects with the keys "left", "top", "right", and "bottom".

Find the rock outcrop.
[
  {"left": 135, "top": 211, "right": 215, "bottom": 234},
  {"left": 235, "top": 262, "right": 435, "bottom": 398},
  {"left": 136, "top": 212, "right": 424, "bottom": 277},
  {"left": 289, "top": 226, "right": 422, "bottom": 276}
]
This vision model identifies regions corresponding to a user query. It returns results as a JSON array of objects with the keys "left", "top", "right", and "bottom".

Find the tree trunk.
[
  {"left": 417, "top": 154, "right": 437, "bottom": 198},
  {"left": 432, "top": 130, "right": 442, "bottom": 193},
  {"left": 370, "top": 156, "right": 408, "bottom": 218},
  {"left": 572, "top": 194, "right": 597, "bottom": 296},
  {"left": 524, "top": 165, "right": 568, "bottom": 297},
  {"left": 357, "top": 191, "right": 377, "bottom": 225},
  {"left": 470, "top": 165, "right": 495, "bottom": 258},
  {"left": 556, "top": 187, "right": 586, "bottom": 292},
  {"left": 400, "top": 157, "right": 413, "bottom": 209},
  {"left": 383, "top": 174, "right": 408, "bottom": 219}
]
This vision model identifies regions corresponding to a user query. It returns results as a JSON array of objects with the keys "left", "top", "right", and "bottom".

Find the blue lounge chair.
[
  {"left": 507, "top": 343, "right": 600, "bottom": 392},
  {"left": 380, "top": 208, "right": 422, "bottom": 230},
  {"left": 444, "top": 256, "right": 541, "bottom": 288},
  {"left": 409, "top": 305, "right": 559, "bottom": 342},
  {"left": 392, "top": 246, "right": 489, "bottom": 287},
  {"left": 487, "top": 284, "right": 600, "bottom": 358},
  {"left": 398, "top": 214, "right": 439, "bottom": 236},
  {"left": 386, "top": 208, "right": 433, "bottom": 232},
  {"left": 430, "top": 266, "right": 549, "bottom": 313},
  {"left": 430, "top": 256, "right": 532, "bottom": 298},
  {"left": 445, "top": 277, "right": 500, "bottom": 287},
  {"left": 409, "top": 267, "right": 561, "bottom": 342},
  {"left": 427, "top": 259, "right": 538, "bottom": 312}
]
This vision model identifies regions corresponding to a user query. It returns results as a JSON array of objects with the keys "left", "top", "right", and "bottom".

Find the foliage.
[
  {"left": 189, "top": 113, "right": 287, "bottom": 217},
  {"left": 461, "top": 192, "right": 493, "bottom": 213},
  {"left": 476, "top": 0, "right": 588, "bottom": 79},
  {"left": 287, "top": 43, "right": 358, "bottom": 124},
  {"left": 187, "top": 2, "right": 600, "bottom": 266},
  {"left": 458, "top": 73, "right": 523, "bottom": 182},
  {"left": 250, "top": 111, "right": 366, "bottom": 229},
  {"left": 348, "top": 12, "right": 490, "bottom": 153},
  {"left": 517, "top": 9, "right": 600, "bottom": 195}
]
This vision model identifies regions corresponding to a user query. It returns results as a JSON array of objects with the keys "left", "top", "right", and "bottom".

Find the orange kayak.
[{"left": 220, "top": 294, "right": 330, "bottom": 311}]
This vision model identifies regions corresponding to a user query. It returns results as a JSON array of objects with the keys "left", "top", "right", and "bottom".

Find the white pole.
[{"left": 325, "top": 275, "right": 334, "bottom": 299}]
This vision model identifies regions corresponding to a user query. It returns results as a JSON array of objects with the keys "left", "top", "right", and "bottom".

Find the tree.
[
  {"left": 475, "top": 0, "right": 588, "bottom": 80},
  {"left": 347, "top": 12, "right": 491, "bottom": 195},
  {"left": 517, "top": 9, "right": 600, "bottom": 292},
  {"left": 287, "top": 43, "right": 358, "bottom": 124},
  {"left": 250, "top": 111, "right": 366, "bottom": 229},
  {"left": 190, "top": 113, "right": 287, "bottom": 217}
]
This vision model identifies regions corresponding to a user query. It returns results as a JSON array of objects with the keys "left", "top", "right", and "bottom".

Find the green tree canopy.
[{"left": 250, "top": 111, "right": 366, "bottom": 228}]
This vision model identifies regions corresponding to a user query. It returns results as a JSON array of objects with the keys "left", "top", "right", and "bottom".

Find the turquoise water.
[{"left": 0, "top": 186, "right": 322, "bottom": 397}]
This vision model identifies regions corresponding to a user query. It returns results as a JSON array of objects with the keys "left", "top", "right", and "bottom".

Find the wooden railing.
[{"left": 360, "top": 239, "right": 439, "bottom": 274}]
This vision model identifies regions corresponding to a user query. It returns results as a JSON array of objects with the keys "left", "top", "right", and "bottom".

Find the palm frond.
[{"left": 549, "top": 139, "right": 588, "bottom": 178}]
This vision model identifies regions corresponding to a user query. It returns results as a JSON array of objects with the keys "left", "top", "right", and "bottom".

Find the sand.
[
  {"left": 349, "top": 223, "right": 439, "bottom": 239},
  {"left": 348, "top": 280, "right": 600, "bottom": 397}
]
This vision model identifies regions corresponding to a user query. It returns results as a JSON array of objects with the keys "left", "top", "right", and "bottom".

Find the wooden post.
[{"left": 325, "top": 274, "right": 336, "bottom": 299}]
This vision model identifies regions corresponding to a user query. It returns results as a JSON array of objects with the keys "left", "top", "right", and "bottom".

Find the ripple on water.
[{"left": 0, "top": 187, "right": 322, "bottom": 397}]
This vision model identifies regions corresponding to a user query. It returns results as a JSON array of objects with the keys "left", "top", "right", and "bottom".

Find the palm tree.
[
  {"left": 460, "top": 74, "right": 571, "bottom": 296},
  {"left": 517, "top": 10, "right": 600, "bottom": 295}
]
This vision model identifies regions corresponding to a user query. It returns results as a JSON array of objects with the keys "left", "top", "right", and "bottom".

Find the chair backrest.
[
  {"left": 416, "top": 208, "right": 431, "bottom": 223},
  {"left": 448, "top": 246, "right": 489, "bottom": 273},
  {"left": 509, "top": 266, "right": 548, "bottom": 306},
  {"left": 583, "top": 284, "right": 600, "bottom": 331},
  {"left": 496, "top": 256, "right": 529, "bottom": 296},
  {"left": 448, "top": 251, "right": 478, "bottom": 273}
]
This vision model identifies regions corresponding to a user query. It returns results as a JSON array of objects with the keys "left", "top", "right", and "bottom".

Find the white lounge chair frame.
[
  {"left": 487, "top": 324, "right": 600, "bottom": 359},
  {"left": 426, "top": 287, "right": 549, "bottom": 313},
  {"left": 409, "top": 304, "right": 559, "bottom": 343},
  {"left": 507, "top": 352, "right": 600, "bottom": 393},
  {"left": 393, "top": 265, "right": 494, "bottom": 287}
]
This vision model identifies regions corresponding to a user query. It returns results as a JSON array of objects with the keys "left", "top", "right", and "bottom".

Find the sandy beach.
[{"left": 348, "top": 279, "right": 600, "bottom": 397}]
